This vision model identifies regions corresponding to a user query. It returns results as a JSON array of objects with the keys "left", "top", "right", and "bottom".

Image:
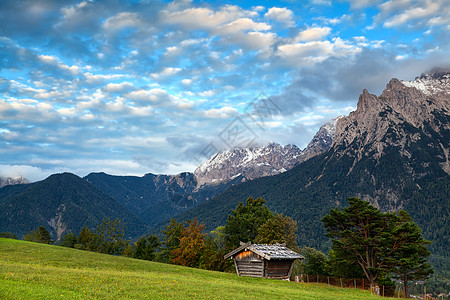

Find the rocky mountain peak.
[
  {"left": 194, "top": 143, "right": 303, "bottom": 186},
  {"left": 332, "top": 71, "right": 450, "bottom": 184},
  {"left": 0, "top": 176, "right": 30, "bottom": 188},
  {"left": 194, "top": 116, "right": 343, "bottom": 186},
  {"left": 301, "top": 116, "right": 344, "bottom": 161}
]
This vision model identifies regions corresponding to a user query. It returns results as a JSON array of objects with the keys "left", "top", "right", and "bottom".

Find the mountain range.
[
  {"left": 153, "top": 71, "right": 449, "bottom": 276},
  {"left": 0, "top": 70, "right": 448, "bottom": 277}
]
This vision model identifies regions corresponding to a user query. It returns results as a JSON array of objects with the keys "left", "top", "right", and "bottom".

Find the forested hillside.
[{"left": 0, "top": 173, "right": 148, "bottom": 241}]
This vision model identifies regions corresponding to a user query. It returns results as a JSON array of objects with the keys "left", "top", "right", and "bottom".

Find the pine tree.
[
  {"left": 224, "top": 197, "right": 273, "bottom": 248},
  {"left": 160, "top": 218, "right": 184, "bottom": 263},
  {"left": 96, "top": 217, "right": 128, "bottom": 255},
  {"left": 322, "top": 198, "right": 433, "bottom": 291},
  {"left": 255, "top": 213, "right": 298, "bottom": 249},
  {"left": 133, "top": 235, "right": 160, "bottom": 261},
  {"left": 388, "top": 210, "right": 434, "bottom": 298}
]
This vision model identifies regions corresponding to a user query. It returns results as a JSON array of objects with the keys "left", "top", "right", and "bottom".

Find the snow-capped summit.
[
  {"left": 194, "top": 143, "right": 303, "bottom": 186},
  {"left": 0, "top": 176, "right": 30, "bottom": 188},
  {"left": 194, "top": 117, "right": 343, "bottom": 186},
  {"left": 402, "top": 69, "right": 450, "bottom": 100}
]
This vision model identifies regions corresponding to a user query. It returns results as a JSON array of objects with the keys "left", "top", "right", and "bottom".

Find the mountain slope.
[
  {"left": 194, "top": 117, "right": 342, "bottom": 186},
  {"left": 165, "top": 71, "right": 449, "bottom": 257},
  {"left": 0, "top": 173, "right": 148, "bottom": 241},
  {"left": 84, "top": 172, "right": 243, "bottom": 226}
]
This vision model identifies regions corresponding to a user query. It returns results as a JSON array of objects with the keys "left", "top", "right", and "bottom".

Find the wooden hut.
[{"left": 224, "top": 242, "right": 304, "bottom": 280}]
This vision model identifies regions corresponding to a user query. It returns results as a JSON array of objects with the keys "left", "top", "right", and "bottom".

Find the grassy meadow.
[{"left": 0, "top": 238, "right": 383, "bottom": 299}]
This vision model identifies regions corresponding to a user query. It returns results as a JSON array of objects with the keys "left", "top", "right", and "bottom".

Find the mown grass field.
[{"left": 0, "top": 238, "right": 383, "bottom": 299}]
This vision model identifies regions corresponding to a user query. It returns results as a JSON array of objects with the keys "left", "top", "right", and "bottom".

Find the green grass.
[{"left": 0, "top": 238, "right": 383, "bottom": 299}]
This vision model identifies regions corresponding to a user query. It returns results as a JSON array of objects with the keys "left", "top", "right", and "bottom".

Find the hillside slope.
[
  {"left": 84, "top": 172, "right": 243, "bottom": 227},
  {"left": 0, "top": 238, "right": 377, "bottom": 299},
  {"left": 0, "top": 173, "right": 148, "bottom": 241}
]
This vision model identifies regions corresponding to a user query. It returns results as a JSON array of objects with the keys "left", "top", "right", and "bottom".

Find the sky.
[{"left": 0, "top": 0, "right": 449, "bottom": 182}]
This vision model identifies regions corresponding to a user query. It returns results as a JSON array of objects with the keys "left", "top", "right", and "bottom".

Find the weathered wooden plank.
[{"left": 235, "top": 251, "right": 262, "bottom": 262}]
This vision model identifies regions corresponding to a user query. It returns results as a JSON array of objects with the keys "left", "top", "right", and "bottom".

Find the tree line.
[{"left": 2, "top": 197, "right": 434, "bottom": 298}]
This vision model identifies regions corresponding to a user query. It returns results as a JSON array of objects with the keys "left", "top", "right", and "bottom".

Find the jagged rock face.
[
  {"left": 195, "top": 117, "right": 344, "bottom": 186},
  {"left": 301, "top": 116, "right": 344, "bottom": 161},
  {"left": 331, "top": 71, "right": 450, "bottom": 208},
  {"left": 0, "top": 176, "right": 30, "bottom": 188},
  {"left": 194, "top": 143, "right": 303, "bottom": 186}
]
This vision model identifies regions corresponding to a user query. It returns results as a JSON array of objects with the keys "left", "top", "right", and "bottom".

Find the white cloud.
[
  {"left": 0, "top": 164, "right": 52, "bottom": 182},
  {"left": 203, "top": 106, "right": 238, "bottom": 118},
  {"left": 181, "top": 79, "right": 193, "bottom": 85},
  {"left": 84, "top": 73, "right": 125, "bottom": 84},
  {"left": 103, "top": 12, "right": 143, "bottom": 32},
  {"left": 198, "top": 90, "right": 215, "bottom": 97},
  {"left": 150, "top": 67, "right": 182, "bottom": 80},
  {"left": 103, "top": 82, "right": 134, "bottom": 93},
  {"left": 226, "top": 31, "right": 276, "bottom": 51},
  {"left": 38, "top": 54, "right": 79, "bottom": 75},
  {"left": 277, "top": 38, "right": 360, "bottom": 66},
  {"left": 126, "top": 88, "right": 172, "bottom": 104},
  {"left": 264, "top": 7, "right": 295, "bottom": 27},
  {"left": 384, "top": 1, "right": 440, "bottom": 28},
  {"left": 162, "top": 5, "right": 247, "bottom": 30},
  {"left": 295, "top": 26, "right": 331, "bottom": 42},
  {"left": 163, "top": 5, "right": 274, "bottom": 51},
  {"left": 217, "top": 18, "right": 271, "bottom": 34},
  {"left": 373, "top": 0, "right": 448, "bottom": 29}
]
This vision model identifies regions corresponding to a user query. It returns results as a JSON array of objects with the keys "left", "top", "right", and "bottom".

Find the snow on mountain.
[
  {"left": 0, "top": 176, "right": 30, "bottom": 188},
  {"left": 194, "top": 143, "right": 303, "bottom": 186},
  {"left": 194, "top": 116, "right": 344, "bottom": 186},
  {"left": 401, "top": 70, "right": 450, "bottom": 102}
]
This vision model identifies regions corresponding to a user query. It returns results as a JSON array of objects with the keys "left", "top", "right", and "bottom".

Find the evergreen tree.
[
  {"left": 301, "top": 247, "right": 329, "bottom": 276},
  {"left": 133, "top": 235, "right": 160, "bottom": 261},
  {"left": 388, "top": 210, "right": 434, "bottom": 298},
  {"left": 78, "top": 226, "right": 100, "bottom": 251},
  {"left": 325, "top": 249, "right": 364, "bottom": 279},
  {"left": 224, "top": 197, "right": 273, "bottom": 248},
  {"left": 322, "top": 198, "right": 433, "bottom": 291},
  {"left": 0, "top": 232, "right": 17, "bottom": 239},
  {"left": 24, "top": 226, "right": 53, "bottom": 244},
  {"left": 255, "top": 213, "right": 298, "bottom": 249},
  {"left": 60, "top": 232, "right": 77, "bottom": 248},
  {"left": 199, "top": 228, "right": 233, "bottom": 272},
  {"left": 159, "top": 218, "right": 184, "bottom": 263},
  {"left": 96, "top": 217, "right": 128, "bottom": 255}
]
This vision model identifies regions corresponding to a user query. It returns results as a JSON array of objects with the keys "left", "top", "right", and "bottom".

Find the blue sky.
[{"left": 1, "top": 0, "right": 449, "bottom": 181}]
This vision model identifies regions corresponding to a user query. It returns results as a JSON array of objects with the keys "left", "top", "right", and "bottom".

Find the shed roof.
[{"left": 224, "top": 242, "right": 304, "bottom": 260}]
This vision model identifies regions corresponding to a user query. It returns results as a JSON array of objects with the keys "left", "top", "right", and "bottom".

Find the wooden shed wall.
[
  {"left": 265, "top": 260, "right": 292, "bottom": 279},
  {"left": 235, "top": 251, "right": 264, "bottom": 277}
]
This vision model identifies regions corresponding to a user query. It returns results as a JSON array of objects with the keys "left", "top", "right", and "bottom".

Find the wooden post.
[
  {"left": 424, "top": 285, "right": 426, "bottom": 300},
  {"left": 354, "top": 278, "right": 356, "bottom": 289},
  {"left": 307, "top": 274, "right": 309, "bottom": 283},
  {"left": 363, "top": 279, "right": 365, "bottom": 290},
  {"left": 287, "top": 260, "right": 295, "bottom": 280},
  {"left": 340, "top": 278, "right": 343, "bottom": 288},
  {"left": 327, "top": 276, "right": 330, "bottom": 285},
  {"left": 233, "top": 257, "right": 239, "bottom": 276},
  {"left": 317, "top": 274, "right": 319, "bottom": 283},
  {"left": 382, "top": 285, "right": 384, "bottom": 297},
  {"left": 262, "top": 259, "right": 265, "bottom": 278}
]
